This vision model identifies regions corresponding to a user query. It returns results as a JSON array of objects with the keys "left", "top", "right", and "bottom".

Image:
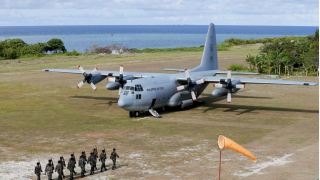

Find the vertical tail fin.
[{"left": 191, "top": 23, "right": 218, "bottom": 72}]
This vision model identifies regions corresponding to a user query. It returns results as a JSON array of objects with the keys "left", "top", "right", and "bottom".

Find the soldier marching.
[
  {"left": 55, "top": 160, "right": 63, "bottom": 180},
  {"left": 34, "top": 161, "right": 43, "bottom": 180},
  {"left": 87, "top": 152, "right": 96, "bottom": 175},
  {"left": 99, "top": 149, "right": 107, "bottom": 172},
  {"left": 110, "top": 148, "right": 120, "bottom": 170},
  {"left": 78, "top": 155, "right": 86, "bottom": 178},
  {"left": 35, "top": 147, "right": 121, "bottom": 179},
  {"left": 68, "top": 157, "right": 76, "bottom": 180}
]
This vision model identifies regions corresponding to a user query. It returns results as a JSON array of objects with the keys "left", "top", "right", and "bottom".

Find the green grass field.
[{"left": 0, "top": 44, "right": 318, "bottom": 179}]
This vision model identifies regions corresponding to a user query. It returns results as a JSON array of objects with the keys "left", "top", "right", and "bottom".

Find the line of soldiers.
[{"left": 35, "top": 148, "right": 120, "bottom": 180}]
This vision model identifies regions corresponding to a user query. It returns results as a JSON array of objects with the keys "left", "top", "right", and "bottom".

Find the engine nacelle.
[
  {"left": 91, "top": 72, "right": 106, "bottom": 84},
  {"left": 106, "top": 82, "right": 120, "bottom": 90},
  {"left": 167, "top": 91, "right": 192, "bottom": 107},
  {"left": 212, "top": 80, "right": 242, "bottom": 96},
  {"left": 212, "top": 88, "right": 240, "bottom": 96},
  {"left": 181, "top": 99, "right": 193, "bottom": 109}
]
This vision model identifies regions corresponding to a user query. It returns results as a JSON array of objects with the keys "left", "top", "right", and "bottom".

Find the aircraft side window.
[
  {"left": 139, "top": 85, "right": 143, "bottom": 91},
  {"left": 135, "top": 85, "right": 140, "bottom": 91},
  {"left": 130, "top": 86, "right": 134, "bottom": 91},
  {"left": 136, "top": 94, "right": 139, "bottom": 99},
  {"left": 139, "top": 94, "right": 141, "bottom": 99}
]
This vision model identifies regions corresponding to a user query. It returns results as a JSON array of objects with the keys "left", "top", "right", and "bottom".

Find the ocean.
[{"left": 0, "top": 25, "right": 318, "bottom": 52}]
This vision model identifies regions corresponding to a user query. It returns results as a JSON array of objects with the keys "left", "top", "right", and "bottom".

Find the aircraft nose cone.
[{"left": 118, "top": 99, "right": 132, "bottom": 108}]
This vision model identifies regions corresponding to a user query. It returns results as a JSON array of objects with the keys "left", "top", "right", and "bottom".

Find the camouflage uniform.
[
  {"left": 78, "top": 157, "right": 86, "bottom": 178},
  {"left": 69, "top": 154, "right": 76, "bottom": 165},
  {"left": 55, "top": 162, "right": 62, "bottom": 180},
  {"left": 99, "top": 151, "right": 107, "bottom": 172},
  {"left": 60, "top": 157, "right": 66, "bottom": 178},
  {"left": 34, "top": 164, "right": 42, "bottom": 180},
  {"left": 93, "top": 149, "right": 98, "bottom": 170},
  {"left": 79, "top": 152, "right": 87, "bottom": 164},
  {"left": 45, "top": 165, "right": 53, "bottom": 180},
  {"left": 110, "top": 150, "right": 119, "bottom": 170},
  {"left": 45, "top": 161, "right": 54, "bottom": 171},
  {"left": 69, "top": 154, "right": 77, "bottom": 175},
  {"left": 87, "top": 153, "right": 96, "bottom": 175},
  {"left": 67, "top": 159, "right": 76, "bottom": 180}
]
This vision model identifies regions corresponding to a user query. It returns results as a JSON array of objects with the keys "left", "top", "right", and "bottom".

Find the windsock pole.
[{"left": 219, "top": 151, "right": 221, "bottom": 180}]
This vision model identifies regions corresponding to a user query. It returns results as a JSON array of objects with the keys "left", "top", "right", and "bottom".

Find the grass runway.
[{"left": 0, "top": 44, "right": 318, "bottom": 179}]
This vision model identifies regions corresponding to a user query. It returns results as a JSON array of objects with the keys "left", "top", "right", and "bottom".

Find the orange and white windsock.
[{"left": 218, "top": 135, "right": 256, "bottom": 162}]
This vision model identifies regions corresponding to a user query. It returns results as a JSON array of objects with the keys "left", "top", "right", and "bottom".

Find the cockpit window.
[
  {"left": 125, "top": 86, "right": 130, "bottom": 90},
  {"left": 135, "top": 84, "right": 143, "bottom": 91},
  {"left": 130, "top": 86, "right": 134, "bottom": 91}
]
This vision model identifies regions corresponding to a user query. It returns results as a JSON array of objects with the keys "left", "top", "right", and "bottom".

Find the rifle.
[
  {"left": 62, "top": 155, "right": 66, "bottom": 167},
  {"left": 51, "top": 157, "right": 54, "bottom": 171},
  {"left": 84, "top": 150, "right": 87, "bottom": 163}
]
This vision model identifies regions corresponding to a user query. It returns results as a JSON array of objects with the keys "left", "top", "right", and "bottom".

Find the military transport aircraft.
[{"left": 43, "top": 23, "right": 318, "bottom": 118}]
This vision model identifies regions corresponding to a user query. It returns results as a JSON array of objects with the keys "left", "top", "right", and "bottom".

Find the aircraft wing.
[
  {"left": 177, "top": 76, "right": 318, "bottom": 86},
  {"left": 42, "top": 69, "right": 167, "bottom": 78},
  {"left": 162, "top": 68, "right": 185, "bottom": 72}
]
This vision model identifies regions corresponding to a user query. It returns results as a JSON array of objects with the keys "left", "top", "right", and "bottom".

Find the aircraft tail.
[{"left": 191, "top": 23, "right": 218, "bottom": 72}]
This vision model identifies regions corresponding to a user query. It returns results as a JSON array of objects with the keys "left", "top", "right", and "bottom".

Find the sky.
[{"left": 0, "top": 0, "right": 319, "bottom": 26}]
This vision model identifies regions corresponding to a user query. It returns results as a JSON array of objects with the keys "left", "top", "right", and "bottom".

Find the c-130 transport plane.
[{"left": 43, "top": 23, "right": 318, "bottom": 118}]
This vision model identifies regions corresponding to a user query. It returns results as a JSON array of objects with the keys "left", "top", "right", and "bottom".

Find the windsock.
[{"left": 218, "top": 135, "right": 256, "bottom": 162}]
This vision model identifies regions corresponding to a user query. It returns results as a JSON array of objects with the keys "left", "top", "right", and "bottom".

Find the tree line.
[
  {"left": 0, "top": 38, "right": 68, "bottom": 59},
  {"left": 224, "top": 30, "right": 319, "bottom": 76}
]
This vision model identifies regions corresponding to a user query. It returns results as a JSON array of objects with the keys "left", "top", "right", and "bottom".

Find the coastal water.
[{"left": 0, "top": 25, "right": 318, "bottom": 52}]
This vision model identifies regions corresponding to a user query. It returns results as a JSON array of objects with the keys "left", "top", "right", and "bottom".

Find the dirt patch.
[
  {"left": 81, "top": 132, "right": 150, "bottom": 138},
  {"left": 81, "top": 132, "right": 124, "bottom": 138}
]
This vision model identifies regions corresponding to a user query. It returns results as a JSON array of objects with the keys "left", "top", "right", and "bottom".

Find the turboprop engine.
[
  {"left": 107, "top": 65, "right": 134, "bottom": 94},
  {"left": 212, "top": 69, "right": 245, "bottom": 103},
  {"left": 77, "top": 66, "right": 106, "bottom": 91}
]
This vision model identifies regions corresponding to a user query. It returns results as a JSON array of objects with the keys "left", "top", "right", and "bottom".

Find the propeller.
[
  {"left": 176, "top": 69, "right": 205, "bottom": 101},
  {"left": 213, "top": 69, "right": 245, "bottom": 103},
  {"left": 77, "top": 65, "right": 98, "bottom": 91},
  {"left": 107, "top": 65, "right": 126, "bottom": 96}
]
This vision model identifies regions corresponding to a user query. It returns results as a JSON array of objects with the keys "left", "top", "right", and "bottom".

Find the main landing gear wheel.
[{"left": 134, "top": 111, "right": 140, "bottom": 117}]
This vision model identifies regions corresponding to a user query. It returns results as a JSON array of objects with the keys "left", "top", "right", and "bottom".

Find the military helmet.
[
  {"left": 82, "top": 151, "right": 85, "bottom": 154},
  {"left": 48, "top": 159, "right": 52, "bottom": 162},
  {"left": 102, "top": 149, "right": 105, "bottom": 152},
  {"left": 71, "top": 154, "right": 74, "bottom": 156},
  {"left": 113, "top": 148, "right": 116, "bottom": 150},
  {"left": 90, "top": 152, "right": 93, "bottom": 154},
  {"left": 60, "top": 157, "right": 63, "bottom": 159},
  {"left": 37, "top": 162, "right": 40, "bottom": 165}
]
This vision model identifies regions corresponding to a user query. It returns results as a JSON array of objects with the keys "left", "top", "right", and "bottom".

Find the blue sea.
[{"left": 0, "top": 25, "right": 318, "bottom": 52}]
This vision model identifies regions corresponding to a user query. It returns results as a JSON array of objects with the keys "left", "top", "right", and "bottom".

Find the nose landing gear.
[{"left": 129, "top": 111, "right": 140, "bottom": 118}]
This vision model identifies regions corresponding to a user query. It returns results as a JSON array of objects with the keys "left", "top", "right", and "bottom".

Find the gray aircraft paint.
[
  {"left": 43, "top": 23, "right": 318, "bottom": 117},
  {"left": 191, "top": 23, "right": 218, "bottom": 72}
]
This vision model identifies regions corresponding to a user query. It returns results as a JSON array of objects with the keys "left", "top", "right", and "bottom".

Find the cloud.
[{"left": 0, "top": 0, "right": 318, "bottom": 26}]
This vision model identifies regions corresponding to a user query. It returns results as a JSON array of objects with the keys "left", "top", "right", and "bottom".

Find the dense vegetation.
[
  {"left": 241, "top": 30, "right": 319, "bottom": 76},
  {"left": 131, "top": 43, "right": 231, "bottom": 53},
  {"left": 0, "top": 38, "right": 77, "bottom": 60}
]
